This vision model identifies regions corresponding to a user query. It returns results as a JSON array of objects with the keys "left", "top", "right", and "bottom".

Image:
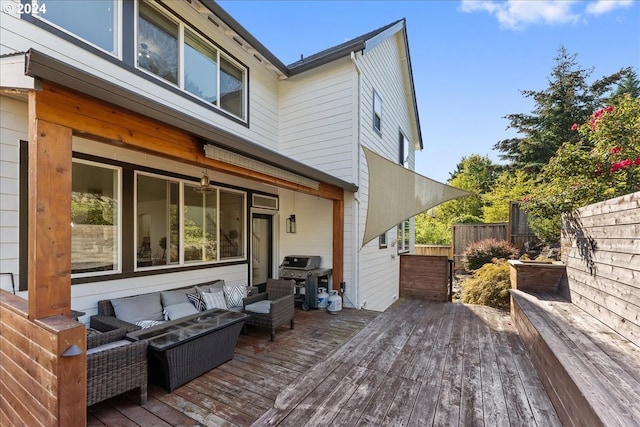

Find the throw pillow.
[
  {"left": 160, "top": 288, "right": 194, "bottom": 307},
  {"left": 196, "top": 279, "right": 225, "bottom": 293},
  {"left": 133, "top": 319, "right": 165, "bottom": 329},
  {"left": 163, "top": 302, "right": 199, "bottom": 321},
  {"left": 202, "top": 290, "right": 227, "bottom": 310},
  {"left": 224, "top": 284, "right": 247, "bottom": 308},
  {"left": 186, "top": 292, "right": 206, "bottom": 311},
  {"left": 111, "top": 293, "right": 164, "bottom": 323}
]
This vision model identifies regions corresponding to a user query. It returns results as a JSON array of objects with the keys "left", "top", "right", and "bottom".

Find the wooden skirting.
[
  {"left": 399, "top": 255, "right": 449, "bottom": 301},
  {"left": 0, "top": 290, "right": 87, "bottom": 427}
]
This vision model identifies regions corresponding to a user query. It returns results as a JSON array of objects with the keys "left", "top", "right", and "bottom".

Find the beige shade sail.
[{"left": 362, "top": 147, "right": 474, "bottom": 247}]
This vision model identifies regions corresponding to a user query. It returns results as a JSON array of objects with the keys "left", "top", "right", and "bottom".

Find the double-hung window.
[{"left": 137, "top": 1, "right": 247, "bottom": 120}]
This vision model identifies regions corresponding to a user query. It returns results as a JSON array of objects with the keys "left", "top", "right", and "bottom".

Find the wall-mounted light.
[{"left": 286, "top": 215, "right": 296, "bottom": 233}]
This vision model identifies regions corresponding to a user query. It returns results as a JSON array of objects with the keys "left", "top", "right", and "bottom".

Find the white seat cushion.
[{"left": 244, "top": 300, "right": 272, "bottom": 314}]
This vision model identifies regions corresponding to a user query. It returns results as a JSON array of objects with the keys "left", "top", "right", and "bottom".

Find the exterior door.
[{"left": 251, "top": 214, "right": 273, "bottom": 290}]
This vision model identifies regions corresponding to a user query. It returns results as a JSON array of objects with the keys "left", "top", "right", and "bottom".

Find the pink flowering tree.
[{"left": 522, "top": 94, "right": 640, "bottom": 243}]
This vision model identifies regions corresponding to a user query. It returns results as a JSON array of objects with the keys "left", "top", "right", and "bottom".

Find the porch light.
[
  {"left": 195, "top": 146, "right": 215, "bottom": 193},
  {"left": 286, "top": 214, "right": 296, "bottom": 233}
]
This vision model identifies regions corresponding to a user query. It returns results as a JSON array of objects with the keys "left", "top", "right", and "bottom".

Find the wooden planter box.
[{"left": 508, "top": 260, "right": 566, "bottom": 293}]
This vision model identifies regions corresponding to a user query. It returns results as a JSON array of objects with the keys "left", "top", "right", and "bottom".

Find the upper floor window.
[
  {"left": 137, "top": 1, "right": 247, "bottom": 120},
  {"left": 373, "top": 90, "right": 382, "bottom": 133},
  {"left": 399, "top": 131, "right": 410, "bottom": 168},
  {"left": 35, "top": 0, "right": 120, "bottom": 55}
]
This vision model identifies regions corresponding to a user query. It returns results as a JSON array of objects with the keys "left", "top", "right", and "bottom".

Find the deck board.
[{"left": 87, "top": 299, "right": 560, "bottom": 426}]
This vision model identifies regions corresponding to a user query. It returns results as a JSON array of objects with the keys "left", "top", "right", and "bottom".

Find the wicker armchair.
[
  {"left": 243, "top": 279, "right": 295, "bottom": 341},
  {"left": 86, "top": 327, "right": 148, "bottom": 407}
]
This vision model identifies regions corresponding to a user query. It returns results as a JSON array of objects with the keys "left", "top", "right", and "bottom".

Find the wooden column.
[
  {"left": 332, "top": 198, "right": 344, "bottom": 290},
  {"left": 27, "top": 92, "right": 72, "bottom": 319}
]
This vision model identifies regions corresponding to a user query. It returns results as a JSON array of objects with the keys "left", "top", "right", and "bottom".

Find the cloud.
[
  {"left": 586, "top": 0, "right": 633, "bottom": 15},
  {"left": 460, "top": 0, "right": 630, "bottom": 30}
]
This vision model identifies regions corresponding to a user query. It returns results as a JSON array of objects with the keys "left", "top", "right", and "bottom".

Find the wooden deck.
[{"left": 87, "top": 299, "right": 560, "bottom": 426}]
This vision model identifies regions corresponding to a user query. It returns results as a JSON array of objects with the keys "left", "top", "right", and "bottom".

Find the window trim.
[
  {"left": 397, "top": 220, "right": 411, "bottom": 254},
  {"left": 399, "top": 130, "right": 410, "bottom": 168}
]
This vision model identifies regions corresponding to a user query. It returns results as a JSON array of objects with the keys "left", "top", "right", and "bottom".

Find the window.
[
  {"left": 373, "top": 90, "right": 382, "bottom": 133},
  {"left": 71, "top": 160, "right": 121, "bottom": 276},
  {"left": 184, "top": 29, "right": 218, "bottom": 103},
  {"left": 137, "top": 1, "right": 247, "bottom": 120},
  {"left": 397, "top": 220, "right": 410, "bottom": 253},
  {"left": 399, "top": 131, "right": 410, "bottom": 167},
  {"left": 135, "top": 172, "right": 245, "bottom": 269},
  {"left": 136, "top": 174, "right": 180, "bottom": 267},
  {"left": 35, "top": 0, "right": 120, "bottom": 55},
  {"left": 138, "top": 1, "right": 179, "bottom": 84},
  {"left": 379, "top": 232, "right": 387, "bottom": 249}
]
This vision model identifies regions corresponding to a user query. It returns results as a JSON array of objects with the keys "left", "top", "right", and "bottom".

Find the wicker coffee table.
[{"left": 127, "top": 309, "right": 248, "bottom": 392}]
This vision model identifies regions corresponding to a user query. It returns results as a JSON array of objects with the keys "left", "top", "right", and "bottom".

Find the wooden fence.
[
  {"left": 414, "top": 245, "right": 453, "bottom": 258},
  {"left": 560, "top": 191, "right": 640, "bottom": 347},
  {"left": 0, "top": 290, "right": 86, "bottom": 426},
  {"left": 509, "top": 201, "right": 538, "bottom": 250},
  {"left": 452, "top": 223, "right": 508, "bottom": 270},
  {"left": 399, "top": 255, "right": 450, "bottom": 301}
]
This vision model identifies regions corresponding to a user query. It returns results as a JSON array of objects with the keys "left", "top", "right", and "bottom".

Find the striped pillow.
[
  {"left": 186, "top": 292, "right": 206, "bottom": 311},
  {"left": 202, "top": 290, "right": 227, "bottom": 310}
]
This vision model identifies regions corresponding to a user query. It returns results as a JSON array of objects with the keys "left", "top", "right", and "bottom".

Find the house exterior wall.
[
  {"left": 356, "top": 33, "right": 418, "bottom": 312},
  {"left": 0, "top": 96, "right": 26, "bottom": 292},
  {"left": 1, "top": 2, "right": 419, "bottom": 315},
  {"left": 0, "top": 0, "right": 281, "bottom": 150}
]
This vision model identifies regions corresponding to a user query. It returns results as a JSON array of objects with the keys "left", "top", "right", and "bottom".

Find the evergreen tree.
[
  {"left": 494, "top": 46, "right": 629, "bottom": 174},
  {"left": 609, "top": 69, "right": 640, "bottom": 101}
]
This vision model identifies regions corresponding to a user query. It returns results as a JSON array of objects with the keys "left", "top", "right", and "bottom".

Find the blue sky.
[{"left": 218, "top": 0, "right": 639, "bottom": 183}]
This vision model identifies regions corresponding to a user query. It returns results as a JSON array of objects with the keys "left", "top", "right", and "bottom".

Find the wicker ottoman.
[{"left": 127, "top": 309, "right": 247, "bottom": 392}]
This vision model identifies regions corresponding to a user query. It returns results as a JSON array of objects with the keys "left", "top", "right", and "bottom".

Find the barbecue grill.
[{"left": 279, "top": 255, "right": 332, "bottom": 310}]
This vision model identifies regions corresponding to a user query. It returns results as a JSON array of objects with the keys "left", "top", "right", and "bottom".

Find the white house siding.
[
  {"left": 0, "top": 96, "right": 27, "bottom": 293},
  {"left": 278, "top": 59, "right": 358, "bottom": 185},
  {"left": 0, "top": 1, "right": 281, "bottom": 152},
  {"left": 278, "top": 189, "right": 333, "bottom": 273},
  {"left": 356, "top": 32, "right": 418, "bottom": 312}
]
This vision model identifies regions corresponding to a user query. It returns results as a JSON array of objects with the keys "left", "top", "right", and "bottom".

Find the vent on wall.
[{"left": 253, "top": 194, "right": 278, "bottom": 210}]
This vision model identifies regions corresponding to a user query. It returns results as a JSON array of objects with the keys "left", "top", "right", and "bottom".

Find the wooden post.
[
  {"left": 332, "top": 198, "right": 344, "bottom": 291},
  {"left": 27, "top": 104, "right": 73, "bottom": 319}
]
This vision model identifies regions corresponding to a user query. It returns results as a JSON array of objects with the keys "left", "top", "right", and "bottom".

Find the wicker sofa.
[
  {"left": 89, "top": 280, "right": 246, "bottom": 332},
  {"left": 86, "top": 327, "right": 148, "bottom": 406}
]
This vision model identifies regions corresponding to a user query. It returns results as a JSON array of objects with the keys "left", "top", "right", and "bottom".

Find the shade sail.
[{"left": 362, "top": 147, "right": 474, "bottom": 247}]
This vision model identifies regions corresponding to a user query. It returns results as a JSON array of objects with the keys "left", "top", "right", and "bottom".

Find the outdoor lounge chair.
[
  {"left": 86, "top": 327, "right": 148, "bottom": 406},
  {"left": 243, "top": 278, "right": 295, "bottom": 341}
]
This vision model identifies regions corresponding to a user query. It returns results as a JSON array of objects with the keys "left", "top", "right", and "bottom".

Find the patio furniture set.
[{"left": 86, "top": 278, "right": 296, "bottom": 405}]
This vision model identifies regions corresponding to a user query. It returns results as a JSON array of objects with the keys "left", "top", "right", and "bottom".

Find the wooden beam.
[
  {"left": 34, "top": 82, "right": 346, "bottom": 201},
  {"left": 28, "top": 93, "right": 72, "bottom": 319}
]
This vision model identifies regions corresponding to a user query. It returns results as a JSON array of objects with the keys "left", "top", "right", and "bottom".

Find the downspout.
[{"left": 350, "top": 51, "right": 363, "bottom": 309}]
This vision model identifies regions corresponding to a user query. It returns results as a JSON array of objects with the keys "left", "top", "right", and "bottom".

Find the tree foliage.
[
  {"left": 438, "top": 154, "right": 501, "bottom": 223},
  {"left": 523, "top": 94, "right": 640, "bottom": 242},
  {"left": 494, "top": 47, "right": 629, "bottom": 174},
  {"left": 482, "top": 170, "right": 535, "bottom": 223}
]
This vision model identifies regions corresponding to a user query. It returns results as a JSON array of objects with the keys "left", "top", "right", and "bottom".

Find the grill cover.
[{"left": 280, "top": 256, "right": 321, "bottom": 270}]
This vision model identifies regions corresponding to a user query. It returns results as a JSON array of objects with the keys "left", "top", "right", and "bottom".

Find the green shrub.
[
  {"left": 461, "top": 260, "right": 511, "bottom": 311},
  {"left": 462, "top": 238, "right": 518, "bottom": 271}
]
